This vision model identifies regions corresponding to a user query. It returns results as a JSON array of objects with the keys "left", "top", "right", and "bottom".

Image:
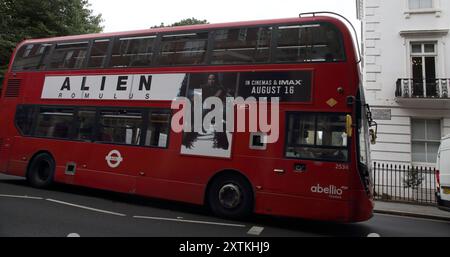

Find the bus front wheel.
[
  {"left": 207, "top": 174, "right": 254, "bottom": 219},
  {"left": 27, "top": 153, "right": 55, "bottom": 188}
]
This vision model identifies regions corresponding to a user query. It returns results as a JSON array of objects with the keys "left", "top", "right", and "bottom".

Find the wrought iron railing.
[
  {"left": 395, "top": 78, "right": 450, "bottom": 98},
  {"left": 372, "top": 162, "right": 437, "bottom": 205}
]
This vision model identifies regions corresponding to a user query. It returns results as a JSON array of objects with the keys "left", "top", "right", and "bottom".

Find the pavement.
[{"left": 374, "top": 200, "right": 450, "bottom": 221}]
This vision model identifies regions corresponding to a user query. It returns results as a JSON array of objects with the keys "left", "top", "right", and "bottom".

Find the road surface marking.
[
  {"left": 0, "top": 194, "right": 43, "bottom": 200},
  {"left": 67, "top": 233, "right": 81, "bottom": 237},
  {"left": 247, "top": 226, "right": 264, "bottom": 236},
  {"left": 46, "top": 199, "right": 126, "bottom": 217},
  {"left": 376, "top": 213, "right": 450, "bottom": 223},
  {"left": 367, "top": 233, "right": 381, "bottom": 237},
  {"left": 133, "top": 215, "right": 246, "bottom": 228}
]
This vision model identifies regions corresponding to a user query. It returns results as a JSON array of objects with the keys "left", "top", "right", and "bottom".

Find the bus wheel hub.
[{"left": 219, "top": 184, "right": 241, "bottom": 209}]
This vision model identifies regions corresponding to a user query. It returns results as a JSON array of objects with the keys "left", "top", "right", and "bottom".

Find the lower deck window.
[
  {"left": 14, "top": 105, "right": 171, "bottom": 149},
  {"left": 35, "top": 107, "right": 74, "bottom": 139},
  {"left": 145, "top": 111, "right": 170, "bottom": 148},
  {"left": 285, "top": 113, "right": 349, "bottom": 162},
  {"left": 98, "top": 109, "right": 143, "bottom": 145}
]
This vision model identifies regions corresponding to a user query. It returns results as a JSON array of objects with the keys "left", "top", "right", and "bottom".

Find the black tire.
[
  {"left": 27, "top": 153, "right": 55, "bottom": 188},
  {"left": 207, "top": 174, "right": 254, "bottom": 219}
]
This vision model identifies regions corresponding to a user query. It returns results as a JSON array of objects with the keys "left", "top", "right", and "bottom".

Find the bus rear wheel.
[
  {"left": 27, "top": 153, "right": 55, "bottom": 188},
  {"left": 207, "top": 174, "right": 254, "bottom": 219}
]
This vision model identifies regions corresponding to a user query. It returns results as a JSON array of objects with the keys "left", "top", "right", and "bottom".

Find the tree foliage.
[
  {"left": 151, "top": 17, "right": 209, "bottom": 28},
  {"left": 0, "top": 0, "right": 103, "bottom": 83}
]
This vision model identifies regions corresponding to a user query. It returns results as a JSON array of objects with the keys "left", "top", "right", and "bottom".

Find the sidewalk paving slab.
[{"left": 374, "top": 201, "right": 450, "bottom": 222}]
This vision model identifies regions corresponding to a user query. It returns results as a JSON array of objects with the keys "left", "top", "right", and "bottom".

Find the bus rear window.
[
  {"left": 12, "top": 44, "right": 51, "bottom": 71},
  {"left": 285, "top": 113, "right": 349, "bottom": 162},
  {"left": 276, "top": 23, "right": 345, "bottom": 63}
]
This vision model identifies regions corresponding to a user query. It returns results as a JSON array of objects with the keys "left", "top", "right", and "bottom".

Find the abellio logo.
[{"left": 311, "top": 184, "right": 347, "bottom": 198}]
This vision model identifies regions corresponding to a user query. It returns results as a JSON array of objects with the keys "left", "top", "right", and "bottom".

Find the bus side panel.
[
  {"left": 0, "top": 105, "right": 10, "bottom": 173},
  {"left": 61, "top": 168, "right": 137, "bottom": 195},
  {"left": 254, "top": 192, "right": 350, "bottom": 222},
  {"left": 349, "top": 190, "right": 374, "bottom": 222},
  {"left": 136, "top": 177, "right": 205, "bottom": 205},
  {"left": 7, "top": 137, "right": 53, "bottom": 177},
  {"left": 0, "top": 103, "right": 18, "bottom": 174}
]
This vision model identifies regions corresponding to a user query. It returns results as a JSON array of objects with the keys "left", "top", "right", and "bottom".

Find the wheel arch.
[{"left": 26, "top": 150, "right": 55, "bottom": 177}]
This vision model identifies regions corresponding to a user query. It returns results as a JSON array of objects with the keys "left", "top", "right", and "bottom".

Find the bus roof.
[{"left": 20, "top": 16, "right": 347, "bottom": 45}]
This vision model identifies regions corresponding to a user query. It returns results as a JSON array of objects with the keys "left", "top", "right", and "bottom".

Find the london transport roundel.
[{"left": 105, "top": 150, "right": 123, "bottom": 168}]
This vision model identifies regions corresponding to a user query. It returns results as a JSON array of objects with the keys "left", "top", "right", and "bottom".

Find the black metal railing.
[
  {"left": 395, "top": 78, "right": 450, "bottom": 98},
  {"left": 372, "top": 162, "right": 437, "bottom": 205}
]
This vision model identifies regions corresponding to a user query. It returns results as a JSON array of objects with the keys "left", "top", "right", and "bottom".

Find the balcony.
[{"left": 396, "top": 78, "right": 450, "bottom": 99}]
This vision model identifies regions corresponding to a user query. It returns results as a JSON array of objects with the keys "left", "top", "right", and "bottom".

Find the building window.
[
  {"left": 409, "top": 0, "right": 433, "bottom": 9},
  {"left": 410, "top": 42, "right": 437, "bottom": 97},
  {"left": 411, "top": 119, "right": 441, "bottom": 163}
]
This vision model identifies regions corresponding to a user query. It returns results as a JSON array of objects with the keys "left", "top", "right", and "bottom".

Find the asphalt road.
[{"left": 1, "top": 173, "right": 450, "bottom": 237}]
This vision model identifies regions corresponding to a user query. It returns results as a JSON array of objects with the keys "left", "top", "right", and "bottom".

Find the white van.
[{"left": 436, "top": 134, "right": 450, "bottom": 211}]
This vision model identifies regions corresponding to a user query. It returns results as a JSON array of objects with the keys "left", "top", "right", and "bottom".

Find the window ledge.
[
  {"left": 411, "top": 162, "right": 436, "bottom": 168},
  {"left": 404, "top": 9, "right": 441, "bottom": 18}
]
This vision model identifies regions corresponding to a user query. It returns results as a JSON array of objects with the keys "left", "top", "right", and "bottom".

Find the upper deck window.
[
  {"left": 157, "top": 32, "right": 209, "bottom": 66},
  {"left": 88, "top": 39, "right": 110, "bottom": 68},
  {"left": 211, "top": 27, "right": 272, "bottom": 64},
  {"left": 276, "top": 23, "right": 345, "bottom": 63},
  {"left": 110, "top": 35, "right": 156, "bottom": 68},
  {"left": 12, "top": 44, "right": 52, "bottom": 71},
  {"left": 49, "top": 42, "right": 89, "bottom": 69}
]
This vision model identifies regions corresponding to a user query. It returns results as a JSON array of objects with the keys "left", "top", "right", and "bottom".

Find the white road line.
[
  {"left": 247, "top": 226, "right": 264, "bottom": 236},
  {"left": 0, "top": 194, "right": 43, "bottom": 200},
  {"left": 46, "top": 199, "right": 126, "bottom": 217},
  {"left": 133, "top": 215, "right": 246, "bottom": 228}
]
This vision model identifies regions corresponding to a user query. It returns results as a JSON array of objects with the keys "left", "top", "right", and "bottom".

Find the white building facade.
[{"left": 357, "top": 0, "right": 450, "bottom": 167}]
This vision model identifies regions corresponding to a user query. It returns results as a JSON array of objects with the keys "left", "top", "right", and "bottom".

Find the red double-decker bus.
[{"left": 0, "top": 13, "right": 375, "bottom": 222}]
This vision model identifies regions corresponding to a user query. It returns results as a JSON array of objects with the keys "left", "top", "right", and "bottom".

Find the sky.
[{"left": 88, "top": 0, "right": 361, "bottom": 38}]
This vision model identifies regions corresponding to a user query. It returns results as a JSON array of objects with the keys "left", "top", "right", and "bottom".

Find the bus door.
[{"left": 268, "top": 112, "right": 351, "bottom": 201}]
